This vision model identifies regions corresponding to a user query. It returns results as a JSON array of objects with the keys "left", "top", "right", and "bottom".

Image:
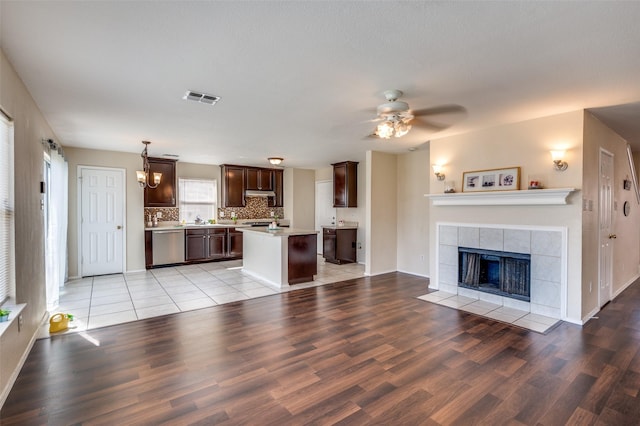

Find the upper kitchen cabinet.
[
  {"left": 144, "top": 157, "right": 177, "bottom": 207},
  {"left": 245, "top": 167, "right": 274, "bottom": 191},
  {"left": 332, "top": 161, "right": 358, "bottom": 208},
  {"left": 221, "top": 165, "right": 246, "bottom": 207},
  {"left": 269, "top": 169, "right": 284, "bottom": 207}
]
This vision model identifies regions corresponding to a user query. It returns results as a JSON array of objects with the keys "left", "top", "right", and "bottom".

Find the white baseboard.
[
  {"left": 396, "top": 269, "right": 430, "bottom": 279},
  {"left": 613, "top": 273, "right": 640, "bottom": 299}
]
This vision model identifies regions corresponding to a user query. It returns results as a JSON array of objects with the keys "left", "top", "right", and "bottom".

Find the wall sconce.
[
  {"left": 432, "top": 164, "right": 445, "bottom": 181},
  {"left": 550, "top": 150, "right": 568, "bottom": 171}
]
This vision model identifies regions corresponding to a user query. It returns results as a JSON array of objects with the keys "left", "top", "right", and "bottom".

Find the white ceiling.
[{"left": 2, "top": 1, "right": 640, "bottom": 168}]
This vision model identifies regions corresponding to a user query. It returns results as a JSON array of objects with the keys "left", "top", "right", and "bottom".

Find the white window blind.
[
  {"left": 178, "top": 178, "right": 217, "bottom": 223},
  {"left": 0, "top": 112, "right": 15, "bottom": 303}
]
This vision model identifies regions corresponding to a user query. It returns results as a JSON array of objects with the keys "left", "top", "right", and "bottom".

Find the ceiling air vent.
[{"left": 183, "top": 90, "right": 220, "bottom": 106}]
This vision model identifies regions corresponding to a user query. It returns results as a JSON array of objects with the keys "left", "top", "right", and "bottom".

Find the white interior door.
[
  {"left": 80, "top": 167, "right": 125, "bottom": 276},
  {"left": 315, "top": 180, "right": 336, "bottom": 254},
  {"left": 599, "top": 149, "right": 614, "bottom": 307}
]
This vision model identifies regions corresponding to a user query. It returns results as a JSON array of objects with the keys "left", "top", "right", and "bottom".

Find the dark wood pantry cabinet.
[
  {"left": 332, "top": 161, "right": 358, "bottom": 208},
  {"left": 144, "top": 157, "right": 177, "bottom": 207}
]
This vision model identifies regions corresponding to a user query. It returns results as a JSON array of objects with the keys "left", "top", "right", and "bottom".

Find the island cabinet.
[
  {"left": 144, "top": 157, "right": 177, "bottom": 207},
  {"left": 323, "top": 227, "right": 357, "bottom": 264},
  {"left": 221, "top": 165, "right": 246, "bottom": 207},
  {"left": 332, "top": 161, "right": 358, "bottom": 208},
  {"left": 245, "top": 167, "right": 274, "bottom": 191},
  {"left": 288, "top": 234, "right": 318, "bottom": 284}
]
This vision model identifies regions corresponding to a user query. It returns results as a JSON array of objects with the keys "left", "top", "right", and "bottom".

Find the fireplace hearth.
[{"left": 458, "top": 247, "right": 531, "bottom": 302}]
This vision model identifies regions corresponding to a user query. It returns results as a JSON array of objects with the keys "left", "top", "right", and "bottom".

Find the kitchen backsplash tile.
[
  {"left": 218, "top": 196, "right": 284, "bottom": 219},
  {"left": 144, "top": 207, "right": 179, "bottom": 223},
  {"left": 144, "top": 197, "right": 284, "bottom": 224}
]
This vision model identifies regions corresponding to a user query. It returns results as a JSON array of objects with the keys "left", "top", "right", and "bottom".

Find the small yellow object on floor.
[{"left": 49, "top": 313, "right": 71, "bottom": 333}]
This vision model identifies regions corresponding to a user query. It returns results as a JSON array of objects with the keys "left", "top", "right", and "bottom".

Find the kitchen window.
[
  {"left": 0, "top": 109, "right": 15, "bottom": 303},
  {"left": 178, "top": 178, "right": 217, "bottom": 223}
]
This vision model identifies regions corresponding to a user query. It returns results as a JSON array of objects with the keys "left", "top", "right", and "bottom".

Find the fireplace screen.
[{"left": 459, "top": 247, "right": 530, "bottom": 301}]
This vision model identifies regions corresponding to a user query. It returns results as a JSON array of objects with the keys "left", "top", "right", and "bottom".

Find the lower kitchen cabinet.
[
  {"left": 227, "top": 228, "right": 243, "bottom": 258},
  {"left": 147, "top": 227, "right": 243, "bottom": 269},
  {"left": 322, "top": 227, "right": 357, "bottom": 264},
  {"left": 186, "top": 228, "right": 227, "bottom": 261}
]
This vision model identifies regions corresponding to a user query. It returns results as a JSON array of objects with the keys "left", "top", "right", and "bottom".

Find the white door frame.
[
  {"left": 598, "top": 148, "right": 614, "bottom": 307},
  {"left": 77, "top": 165, "right": 127, "bottom": 277}
]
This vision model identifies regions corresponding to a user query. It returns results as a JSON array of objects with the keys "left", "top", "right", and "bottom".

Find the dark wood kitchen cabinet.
[
  {"left": 269, "top": 169, "right": 284, "bottom": 207},
  {"left": 332, "top": 161, "right": 358, "bottom": 208},
  {"left": 144, "top": 157, "right": 177, "bottom": 207},
  {"left": 245, "top": 167, "right": 274, "bottom": 191},
  {"left": 221, "top": 165, "right": 246, "bottom": 207},
  {"left": 227, "top": 228, "right": 243, "bottom": 258},
  {"left": 323, "top": 227, "right": 357, "bottom": 264},
  {"left": 185, "top": 228, "right": 240, "bottom": 262},
  {"left": 222, "top": 164, "right": 284, "bottom": 208}
]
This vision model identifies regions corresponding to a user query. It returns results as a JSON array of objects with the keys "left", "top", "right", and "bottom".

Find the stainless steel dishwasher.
[{"left": 152, "top": 229, "right": 185, "bottom": 266}]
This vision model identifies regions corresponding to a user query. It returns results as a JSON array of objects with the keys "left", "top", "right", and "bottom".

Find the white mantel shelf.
[{"left": 425, "top": 188, "right": 578, "bottom": 206}]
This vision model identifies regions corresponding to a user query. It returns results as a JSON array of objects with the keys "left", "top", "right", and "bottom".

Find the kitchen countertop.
[
  {"left": 321, "top": 225, "right": 358, "bottom": 230},
  {"left": 145, "top": 224, "right": 250, "bottom": 231},
  {"left": 238, "top": 227, "right": 318, "bottom": 237}
]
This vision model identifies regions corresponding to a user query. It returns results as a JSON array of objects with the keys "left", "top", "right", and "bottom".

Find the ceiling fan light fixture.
[{"left": 376, "top": 121, "right": 394, "bottom": 139}]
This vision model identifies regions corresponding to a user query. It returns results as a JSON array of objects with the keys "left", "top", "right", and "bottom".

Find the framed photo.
[{"left": 462, "top": 167, "right": 520, "bottom": 192}]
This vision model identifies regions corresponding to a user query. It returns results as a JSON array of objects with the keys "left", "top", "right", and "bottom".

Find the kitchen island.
[{"left": 239, "top": 227, "right": 318, "bottom": 287}]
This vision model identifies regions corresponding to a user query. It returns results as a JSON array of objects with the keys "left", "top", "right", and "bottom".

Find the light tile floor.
[
  {"left": 417, "top": 291, "right": 560, "bottom": 333},
  {"left": 40, "top": 256, "right": 364, "bottom": 339}
]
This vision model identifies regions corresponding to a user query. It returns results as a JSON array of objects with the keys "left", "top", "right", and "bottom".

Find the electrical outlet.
[
  {"left": 589, "top": 281, "right": 592, "bottom": 293},
  {"left": 156, "top": 211, "right": 162, "bottom": 218},
  {"left": 18, "top": 314, "right": 23, "bottom": 332},
  {"left": 220, "top": 211, "right": 225, "bottom": 217},
  {"left": 270, "top": 211, "right": 275, "bottom": 217}
]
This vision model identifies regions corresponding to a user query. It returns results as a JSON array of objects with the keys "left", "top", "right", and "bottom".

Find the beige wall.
[
  {"left": 0, "top": 49, "right": 56, "bottom": 402},
  {"left": 366, "top": 151, "right": 398, "bottom": 275},
  {"left": 429, "top": 111, "right": 585, "bottom": 322},
  {"left": 66, "top": 148, "right": 146, "bottom": 276},
  {"left": 287, "top": 168, "right": 315, "bottom": 229},
  {"left": 582, "top": 112, "right": 640, "bottom": 318},
  {"left": 66, "top": 149, "right": 224, "bottom": 277},
  {"left": 397, "top": 148, "right": 430, "bottom": 276}
]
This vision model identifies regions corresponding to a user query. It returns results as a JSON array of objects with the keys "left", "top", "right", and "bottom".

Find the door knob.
[
  {"left": 609, "top": 234, "right": 617, "bottom": 239},
  {"left": 117, "top": 225, "right": 122, "bottom": 230}
]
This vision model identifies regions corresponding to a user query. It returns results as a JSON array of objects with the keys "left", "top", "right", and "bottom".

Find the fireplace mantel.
[{"left": 425, "top": 188, "right": 577, "bottom": 206}]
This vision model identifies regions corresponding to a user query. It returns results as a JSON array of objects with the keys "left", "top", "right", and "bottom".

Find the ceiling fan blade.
[
  {"left": 411, "top": 117, "right": 450, "bottom": 131},
  {"left": 411, "top": 104, "right": 466, "bottom": 117}
]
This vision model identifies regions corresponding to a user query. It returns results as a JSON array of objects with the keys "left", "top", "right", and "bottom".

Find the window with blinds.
[
  {"left": 0, "top": 112, "right": 15, "bottom": 303},
  {"left": 178, "top": 178, "right": 217, "bottom": 223}
]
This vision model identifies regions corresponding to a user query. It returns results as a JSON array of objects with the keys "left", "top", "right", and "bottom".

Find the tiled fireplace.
[{"left": 436, "top": 223, "right": 566, "bottom": 319}]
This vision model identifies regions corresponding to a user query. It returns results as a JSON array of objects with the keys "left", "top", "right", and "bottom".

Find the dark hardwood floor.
[{"left": 2, "top": 273, "right": 640, "bottom": 425}]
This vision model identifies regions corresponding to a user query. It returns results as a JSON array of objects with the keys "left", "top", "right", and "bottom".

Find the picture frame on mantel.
[{"left": 462, "top": 166, "right": 520, "bottom": 192}]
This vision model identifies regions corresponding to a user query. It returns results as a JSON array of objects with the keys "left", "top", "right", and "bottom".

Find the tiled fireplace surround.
[{"left": 436, "top": 223, "right": 566, "bottom": 320}]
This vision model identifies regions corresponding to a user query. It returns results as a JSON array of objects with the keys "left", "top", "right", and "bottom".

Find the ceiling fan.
[{"left": 368, "top": 89, "right": 464, "bottom": 139}]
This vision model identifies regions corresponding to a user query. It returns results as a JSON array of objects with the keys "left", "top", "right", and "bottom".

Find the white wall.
[
  {"left": 396, "top": 148, "right": 430, "bottom": 277},
  {"left": 366, "top": 151, "right": 398, "bottom": 275},
  {"left": 429, "top": 111, "right": 585, "bottom": 322}
]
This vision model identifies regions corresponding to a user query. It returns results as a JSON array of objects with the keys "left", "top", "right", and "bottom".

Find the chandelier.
[
  {"left": 136, "top": 141, "right": 162, "bottom": 188},
  {"left": 375, "top": 114, "right": 412, "bottom": 139}
]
